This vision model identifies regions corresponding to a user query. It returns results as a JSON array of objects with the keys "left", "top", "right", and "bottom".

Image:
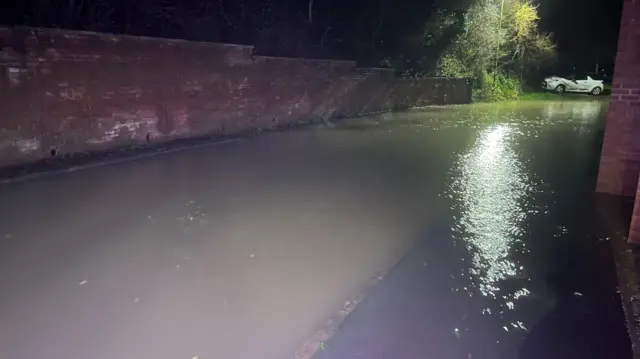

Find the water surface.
[{"left": 0, "top": 99, "right": 627, "bottom": 359}]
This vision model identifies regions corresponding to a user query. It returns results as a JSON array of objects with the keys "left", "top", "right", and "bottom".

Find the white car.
[{"left": 541, "top": 74, "right": 604, "bottom": 95}]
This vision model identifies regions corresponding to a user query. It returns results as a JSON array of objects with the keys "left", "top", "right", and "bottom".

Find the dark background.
[
  {"left": 0, "top": 0, "right": 625, "bottom": 74},
  {"left": 537, "top": 0, "right": 624, "bottom": 77}
]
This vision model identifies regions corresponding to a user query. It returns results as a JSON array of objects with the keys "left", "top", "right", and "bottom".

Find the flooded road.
[{"left": 0, "top": 99, "right": 628, "bottom": 359}]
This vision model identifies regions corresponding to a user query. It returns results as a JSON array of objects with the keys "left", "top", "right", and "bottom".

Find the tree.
[
  {"left": 379, "top": 3, "right": 470, "bottom": 78},
  {"left": 506, "top": 1, "right": 556, "bottom": 85},
  {"left": 426, "top": 0, "right": 555, "bottom": 99}
]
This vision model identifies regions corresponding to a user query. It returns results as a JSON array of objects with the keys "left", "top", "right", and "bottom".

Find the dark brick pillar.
[
  {"left": 597, "top": 0, "right": 640, "bottom": 196},
  {"left": 597, "top": 0, "right": 640, "bottom": 243}
]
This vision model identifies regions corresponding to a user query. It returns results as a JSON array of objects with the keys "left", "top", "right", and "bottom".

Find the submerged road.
[{"left": 0, "top": 99, "right": 629, "bottom": 359}]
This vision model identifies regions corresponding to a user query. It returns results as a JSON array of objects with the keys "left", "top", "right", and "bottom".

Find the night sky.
[
  {"left": 1, "top": 0, "right": 625, "bottom": 72},
  {"left": 537, "top": 0, "right": 624, "bottom": 74}
]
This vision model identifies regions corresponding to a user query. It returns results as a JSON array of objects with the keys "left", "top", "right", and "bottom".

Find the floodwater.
[{"left": 0, "top": 99, "right": 629, "bottom": 359}]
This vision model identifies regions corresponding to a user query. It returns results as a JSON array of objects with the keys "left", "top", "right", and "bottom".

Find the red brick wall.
[
  {"left": 597, "top": 0, "right": 640, "bottom": 197},
  {"left": 596, "top": 0, "right": 640, "bottom": 244},
  {"left": 0, "top": 27, "right": 471, "bottom": 168}
]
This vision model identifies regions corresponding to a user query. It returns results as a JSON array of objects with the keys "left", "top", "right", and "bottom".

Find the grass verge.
[{"left": 519, "top": 90, "right": 610, "bottom": 101}]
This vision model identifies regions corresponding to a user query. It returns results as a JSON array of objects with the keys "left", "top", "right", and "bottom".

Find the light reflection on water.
[
  {"left": 448, "top": 124, "right": 539, "bottom": 303},
  {"left": 541, "top": 99, "right": 604, "bottom": 122},
  {"left": 315, "top": 99, "right": 626, "bottom": 359}
]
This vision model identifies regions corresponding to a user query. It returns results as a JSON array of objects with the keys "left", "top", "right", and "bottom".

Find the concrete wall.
[{"left": 0, "top": 27, "right": 471, "bottom": 168}]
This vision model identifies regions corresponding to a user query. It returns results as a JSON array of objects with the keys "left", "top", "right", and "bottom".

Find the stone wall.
[{"left": 0, "top": 27, "right": 471, "bottom": 168}]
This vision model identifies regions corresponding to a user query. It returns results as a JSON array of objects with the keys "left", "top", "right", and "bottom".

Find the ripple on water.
[{"left": 445, "top": 124, "right": 546, "bottom": 325}]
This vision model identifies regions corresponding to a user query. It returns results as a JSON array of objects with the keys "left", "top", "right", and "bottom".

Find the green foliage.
[
  {"left": 509, "top": 0, "right": 539, "bottom": 41},
  {"left": 435, "top": 52, "right": 471, "bottom": 78},
  {"left": 414, "top": 0, "right": 557, "bottom": 101},
  {"left": 472, "top": 71, "right": 521, "bottom": 102},
  {"left": 381, "top": 7, "right": 467, "bottom": 78}
]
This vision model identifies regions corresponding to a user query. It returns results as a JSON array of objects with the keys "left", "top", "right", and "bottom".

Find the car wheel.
[
  {"left": 591, "top": 87, "right": 602, "bottom": 96},
  {"left": 554, "top": 85, "right": 565, "bottom": 94}
]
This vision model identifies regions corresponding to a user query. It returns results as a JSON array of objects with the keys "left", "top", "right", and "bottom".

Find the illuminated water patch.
[{"left": 448, "top": 124, "right": 539, "bottom": 299}]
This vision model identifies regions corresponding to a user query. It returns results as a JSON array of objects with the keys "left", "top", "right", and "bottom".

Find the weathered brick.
[
  {"left": 613, "top": 88, "right": 632, "bottom": 95},
  {"left": 598, "top": 0, "right": 640, "bottom": 199},
  {"left": 598, "top": 0, "right": 640, "bottom": 243},
  {"left": 0, "top": 26, "right": 471, "bottom": 168}
]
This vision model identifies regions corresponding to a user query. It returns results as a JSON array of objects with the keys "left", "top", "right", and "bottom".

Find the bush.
[
  {"left": 472, "top": 71, "right": 521, "bottom": 102},
  {"left": 435, "top": 53, "right": 471, "bottom": 78}
]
